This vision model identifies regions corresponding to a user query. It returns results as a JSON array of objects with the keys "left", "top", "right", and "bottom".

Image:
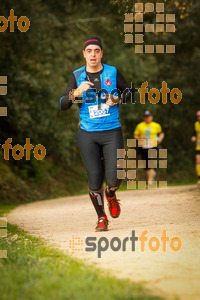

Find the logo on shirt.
[
  {"left": 94, "top": 78, "right": 99, "bottom": 82},
  {"left": 105, "top": 79, "right": 112, "bottom": 86}
]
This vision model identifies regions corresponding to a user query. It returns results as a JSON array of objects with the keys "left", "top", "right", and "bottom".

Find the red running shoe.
[
  {"left": 95, "top": 216, "right": 109, "bottom": 232},
  {"left": 105, "top": 188, "right": 121, "bottom": 218}
]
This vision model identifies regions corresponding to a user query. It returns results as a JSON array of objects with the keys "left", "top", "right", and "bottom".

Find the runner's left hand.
[{"left": 102, "top": 94, "right": 120, "bottom": 106}]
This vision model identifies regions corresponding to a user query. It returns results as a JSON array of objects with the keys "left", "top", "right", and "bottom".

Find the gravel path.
[{"left": 7, "top": 185, "right": 200, "bottom": 300}]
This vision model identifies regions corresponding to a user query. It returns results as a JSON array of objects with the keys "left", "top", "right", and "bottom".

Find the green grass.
[
  {"left": 0, "top": 204, "right": 19, "bottom": 216},
  {"left": 0, "top": 204, "right": 164, "bottom": 300}
]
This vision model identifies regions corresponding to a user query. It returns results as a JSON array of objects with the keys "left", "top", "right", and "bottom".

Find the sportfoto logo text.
[
  {"left": 1, "top": 138, "right": 46, "bottom": 160},
  {"left": 0, "top": 9, "right": 30, "bottom": 32},
  {"left": 70, "top": 81, "right": 182, "bottom": 105},
  {"left": 69, "top": 230, "right": 182, "bottom": 258}
]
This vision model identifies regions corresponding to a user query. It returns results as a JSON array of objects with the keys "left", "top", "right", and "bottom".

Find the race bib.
[{"left": 89, "top": 104, "right": 110, "bottom": 118}]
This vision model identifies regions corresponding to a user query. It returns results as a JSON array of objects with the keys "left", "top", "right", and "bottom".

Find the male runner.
[
  {"left": 134, "top": 110, "right": 164, "bottom": 185},
  {"left": 59, "top": 36, "right": 133, "bottom": 231},
  {"left": 191, "top": 110, "right": 200, "bottom": 185}
]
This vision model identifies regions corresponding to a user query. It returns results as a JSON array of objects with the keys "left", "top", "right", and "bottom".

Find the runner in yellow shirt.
[
  {"left": 134, "top": 111, "right": 164, "bottom": 185},
  {"left": 191, "top": 110, "right": 200, "bottom": 185}
]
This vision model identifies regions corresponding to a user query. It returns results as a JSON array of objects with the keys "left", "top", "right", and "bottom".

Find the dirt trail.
[{"left": 7, "top": 185, "right": 200, "bottom": 300}]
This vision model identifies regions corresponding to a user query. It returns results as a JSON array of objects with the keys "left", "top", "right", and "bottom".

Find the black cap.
[
  {"left": 144, "top": 110, "right": 152, "bottom": 116},
  {"left": 84, "top": 36, "right": 103, "bottom": 50}
]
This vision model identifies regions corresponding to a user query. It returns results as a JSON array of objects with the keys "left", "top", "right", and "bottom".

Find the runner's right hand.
[{"left": 78, "top": 81, "right": 94, "bottom": 94}]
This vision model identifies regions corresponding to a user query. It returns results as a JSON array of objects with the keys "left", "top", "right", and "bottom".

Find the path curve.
[{"left": 7, "top": 185, "right": 200, "bottom": 300}]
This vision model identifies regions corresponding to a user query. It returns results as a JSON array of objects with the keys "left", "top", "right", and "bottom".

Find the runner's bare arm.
[
  {"left": 157, "top": 132, "right": 164, "bottom": 144},
  {"left": 191, "top": 129, "right": 196, "bottom": 142}
]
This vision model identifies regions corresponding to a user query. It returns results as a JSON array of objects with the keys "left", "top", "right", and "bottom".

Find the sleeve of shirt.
[
  {"left": 134, "top": 124, "right": 140, "bottom": 136},
  {"left": 116, "top": 69, "right": 134, "bottom": 104},
  {"left": 59, "top": 73, "right": 77, "bottom": 110}
]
